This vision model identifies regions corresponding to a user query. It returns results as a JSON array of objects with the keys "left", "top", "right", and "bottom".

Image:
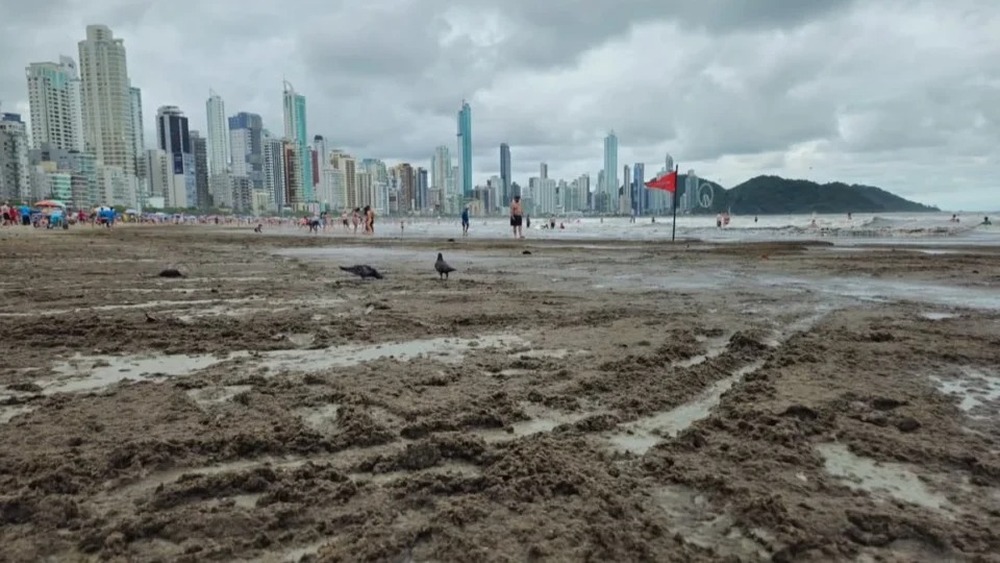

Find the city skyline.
[{"left": 0, "top": 2, "right": 998, "bottom": 210}]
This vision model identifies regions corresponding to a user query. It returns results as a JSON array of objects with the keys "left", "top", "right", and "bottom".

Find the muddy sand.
[{"left": 1, "top": 225, "right": 999, "bottom": 562}]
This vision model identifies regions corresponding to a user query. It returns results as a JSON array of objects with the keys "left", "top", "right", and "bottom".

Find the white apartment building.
[
  {"left": 329, "top": 150, "right": 357, "bottom": 210},
  {"left": 25, "top": 56, "right": 83, "bottom": 151},
  {"left": 205, "top": 92, "right": 229, "bottom": 176},
  {"left": 144, "top": 148, "right": 171, "bottom": 205},
  {"left": 78, "top": 25, "right": 136, "bottom": 177}
]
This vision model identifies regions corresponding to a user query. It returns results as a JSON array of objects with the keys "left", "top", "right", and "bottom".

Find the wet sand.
[{"left": 1, "top": 225, "right": 999, "bottom": 562}]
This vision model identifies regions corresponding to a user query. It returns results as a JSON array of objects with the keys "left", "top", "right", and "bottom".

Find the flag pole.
[{"left": 671, "top": 164, "right": 679, "bottom": 242}]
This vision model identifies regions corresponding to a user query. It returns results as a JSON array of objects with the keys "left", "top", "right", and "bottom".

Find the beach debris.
[
  {"left": 157, "top": 268, "right": 184, "bottom": 278},
  {"left": 339, "top": 265, "right": 383, "bottom": 280},
  {"left": 435, "top": 253, "right": 456, "bottom": 280}
]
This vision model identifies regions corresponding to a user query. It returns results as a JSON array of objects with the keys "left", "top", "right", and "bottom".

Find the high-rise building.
[
  {"left": 632, "top": 162, "right": 645, "bottom": 216},
  {"left": 144, "top": 148, "right": 170, "bottom": 207},
  {"left": 456, "top": 100, "right": 472, "bottom": 198},
  {"left": 416, "top": 167, "right": 429, "bottom": 211},
  {"left": 360, "top": 158, "right": 389, "bottom": 214},
  {"left": 683, "top": 169, "right": 698, "bottom": 212},
  {"left": 262, "top": 132, "right": 285, "bottom": 211},
  {"left": 431, "top": 145, "right": 450, "bottom": 195},
  {"left": 0, "top": 111, "right": 31, "bottom": 201},
  {"left": 621, "top": 164, "right": 632, "bottom": 214},
  {"left": 499, "top": 143, "right": 511, "bottom": 205},
  {"left": 190, "top": 130, "right": 209, "bottom": 208},
  {"left": 282, "top": 81, "right": 312, "bottom": 204},
  {"left": 312, "top": 135, "right": 327, "bottom": 166},
  {"left": 78, "top": 25, "right": 136, "bottom": 179},
  {"left": 540, "top": 162, "right": 548, "bottom": 180},
  {"left": 282, "top": 142, "right": 302, "bottom": 206},
  {"left": 394, "top": 163, "right": 415, "bottom": 212},
  {"left": 230, "top": 175, "right": 253, "bottom": 213},
  {"left": 129, "top": 84, "right": 144, "bottom": 179},
  {"left": 312, "top": 135, "right": 328, "bottom": 207},
  {"left": 205, "top": 91, "right": 229, "bottom": 176},
  {"left": 603, "top": 130, "right": 618, "bottom": 197},
  {"left": 155, "top": 105, "right": 196, "bottom": 208},
  {"left": 25, "top": 56, "right": 83, "bottom": 151},
  {"left": 228, "top": 112, "right": 263, "bottom": 194},
  {"left": 330, "top": 150, "right": 358, "bottom": 210}
]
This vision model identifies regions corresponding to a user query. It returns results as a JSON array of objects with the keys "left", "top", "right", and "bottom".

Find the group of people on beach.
[
  {"left": 300, "top": 206, "right": 376, "bottom": 235},
  {"left": 0, "top": 202, "right": 119, "bottom": 229}
]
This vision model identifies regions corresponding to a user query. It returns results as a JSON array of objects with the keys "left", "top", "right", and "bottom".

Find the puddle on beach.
[
  {"left": 930, "top": 367, "right": 1000, "bottom": 418},
  {"left": 816, "top": 443, "right": 951, "bottom": 510},
  {"left": 39, "top": 334, "right": 531, "bottom": 395},
  {"left": 171, "top": 297, "right": 346, "bottom": 322},
  {"left": 608, "top": 361, "right": 766, "bottom": 454},
  {"left": 295, "top": 404, "right": 340, "bottom": 435},
  {"left": 0, "top": 404, "right": 36, "bottom": 424},
  {"left": 259, "top": 334, "right": 526, "bottom": 373},
  {"left": 921, "top": 312, "right": 958, "bottom": 321},
  {"left": 0, "top": 298, "right": 259, "bottom": 318},
  {"left": 46, "top": 352, "right": 246, "bottom": 395},
  {"left": 186, "top": 385, "right": 253, "bottom": 409},
  {"left": 348, "top": 462, "right": 481, "bottom": 484},
  {"left": 676, "top": 333, "right": 731, "bottom": 367},
  {"left": 758, "top": 275, "right": 1000, "bottom": 311},
  {"left": 653, "top": 485, "right": 774, "bottom": 558},
  {"left": 469, "top": 403, "right": 595, "bottom": 443}
]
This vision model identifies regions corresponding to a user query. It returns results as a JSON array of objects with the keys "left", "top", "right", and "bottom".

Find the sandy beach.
[{"left": 2, "top": 225, "right": 999, "bottom": 562}]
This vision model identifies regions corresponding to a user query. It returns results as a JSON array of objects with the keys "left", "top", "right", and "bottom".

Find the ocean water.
[{"left": 370, "top": 212, "right": 1000, "bottom": 245}]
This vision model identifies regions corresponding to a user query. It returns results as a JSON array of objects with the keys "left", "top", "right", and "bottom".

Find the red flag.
[{"left": 645, "top": 171, "right": 677, "bottom": 193}]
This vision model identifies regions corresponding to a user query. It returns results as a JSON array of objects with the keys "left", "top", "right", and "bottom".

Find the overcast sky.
[{"left": 2, "top": 0, "right": 998, "bottom": 210}]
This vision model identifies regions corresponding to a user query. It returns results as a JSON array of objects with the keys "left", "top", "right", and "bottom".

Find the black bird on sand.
[
  {"left": 434, "top": 253, "right": 456, "bottom": 280},
  {"left": 339, "top": 265, "right": 383, "bottom": 280}
]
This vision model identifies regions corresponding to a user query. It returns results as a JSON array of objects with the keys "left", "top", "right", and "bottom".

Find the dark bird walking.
[
  {"left": 339, "top": 265, "right": 383, "bottom": 280},
  {"left": 434, "top": 253, "right": 456, "bottom": 280}
]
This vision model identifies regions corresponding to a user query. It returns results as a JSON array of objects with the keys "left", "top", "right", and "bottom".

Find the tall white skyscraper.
[
  {"left": 78, "top": 25, "right": 135, "bottom": 176},
  {"left": 25, "top": 56, "right": 83, "bottom": 151},
  {"left": 431, "top": 145, "right": 450, "bottom": 193},
  {"left": 602, "top": 130, "right": 618, "bottom": 196},
  {"left": 205, "top": 91, "right": 229, "bottom": 176}
]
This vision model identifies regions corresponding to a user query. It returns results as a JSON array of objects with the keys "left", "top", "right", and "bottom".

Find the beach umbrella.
[{"left": 35, "top": 199, "right": 66, "bottom": 208}]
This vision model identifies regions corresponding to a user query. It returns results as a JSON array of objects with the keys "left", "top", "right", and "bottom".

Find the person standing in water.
[
  {"left": 510, "top": 196, "right": 524, "bottom": 239},
  {"left": 461, "top": 205, "right": 470, "bottom": 236}
]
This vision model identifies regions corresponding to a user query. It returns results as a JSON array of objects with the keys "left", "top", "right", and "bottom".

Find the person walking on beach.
[
  {"left": 461, "top": 205, "right": 470, "bottom": 236},
  {"left": 363, "top": 205, "right": 375, "bottom": 234},
  {"left": 510, "top": 196, "right": 524, "bottom": 239}
]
